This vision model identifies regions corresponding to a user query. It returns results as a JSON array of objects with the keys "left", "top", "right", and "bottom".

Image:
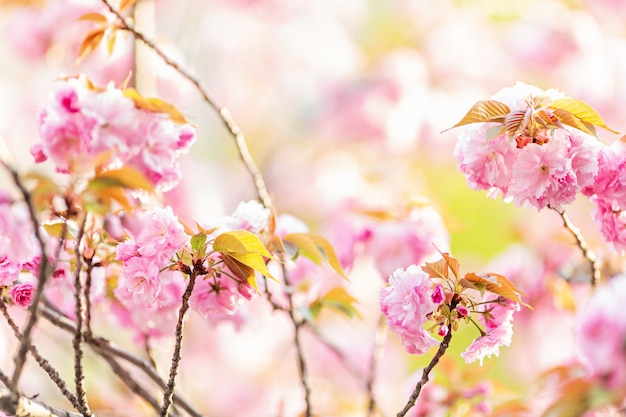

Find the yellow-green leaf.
[
  {"left": 318, "top": 286, "right": 361, "bottom": 319},
  {"left": 549, "top": 98, "right": 619, "bottom": 134},
  {"left": 123, "top": 88, "right": 188, "bottom": 124},
  {"left": 464, "top": 272, "right": 531, "bottom": 308},
  {"left": 213, "top": 230, "right": 273, "bottom": 258},
  {"left": 551, "top": 109, "right": 595, "bottom": 136},
  {"left": 87, "top": 166, "right": 155, "bottom": 192},
  {"left": 42, "top": 221, "right": 76, "bottom": 239},
  {"left": 214, "top": 230, "right": 275, "bottom": 281},
  {"left": 283, "top": 233, "right": 347, "bottom": 279},
  {"left": 446, "top": 100, "right": 511, "bottom": 131}
]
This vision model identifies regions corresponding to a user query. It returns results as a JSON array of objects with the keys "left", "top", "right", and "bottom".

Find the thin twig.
[
  {"left": 40, "top": 303, "right": 205, "bottom": 417},
  {"left": 72, "top": 215, "right": 92, "bottom": 416},
  {"left": 553, "top": 208, "right": 601, "bottom": 286},
  {"left": 99, "top": 0, "right": 273, "bottom": 210},
  {"left": 84, "top": 261, "right": 94, "bottom": 337},
  {"left": 396, "top": 325, "right": 453, "bottom": 417},
  {"left": 367, "top": 314, "right": 388, "bottom": 417},
  {"left": 2, "top": 162, "right": 52, "bottom": 394},
  {"left": 0, "top": 300, "right": 80, "bottom": 409},
  {"left": 281, "top": 262, "right": 312, "bottom": 417},
  {"left": 159, "top": 270, "right": 199, "bottom": 417}
]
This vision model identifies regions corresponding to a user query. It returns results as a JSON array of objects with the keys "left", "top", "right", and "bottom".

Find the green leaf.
[
  {"left": 485, "top": 125, "right": 505, "bottom": 140},
  {"left": 282, "top": 233, "right": 347, "bottom": 279},
  {"left": 190, "top": 233, "right": 207, "bottom": 257},
  {"left": 87, "top": 166, "right": 155, "bottom": 192},
  {"left": 549, "top": 98, "right": 619, "bottom": 134},
  {"left": 446, "top": 100, "right": 511, "bottom": 131}
]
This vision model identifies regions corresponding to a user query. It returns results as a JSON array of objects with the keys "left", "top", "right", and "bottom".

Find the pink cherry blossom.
[
  {"left": 222, "top": 200, "right": 270, "bottom": 232},
  {"left": 380, "top": 265, "right": 442, "bottom": 355},
  {"left": 575, "top": 274, "right": 626, "bottom": 389},
  {"left": 590, "top": 198, "right": 626, "bottom": 253},
  {"left": 8, "top": 283, "right": 35, "bottom": 308},
  {"left": 453, "top": 124, "right": 516, "bottom": 195},
  {"left": 461, "top": 295, "right": 520, "bottom": 366}
]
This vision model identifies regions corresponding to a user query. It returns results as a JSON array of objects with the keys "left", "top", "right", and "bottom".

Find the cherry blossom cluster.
[
  {"left": 0, "top": 191, "right": 38, "bottom": 308},
  {"left": 112, "top": 200, "right": 270, "bottom": 337},
  {"left": 454, "top": 82, "right": 601, "bottom": 211},
  {"left": 31, "top": 76, "right": 196, "bottom": 191},
  {"left": 454, "top": 82, "right": 626, "bottom": 252},
  {"left": 329, "top": 202, "right": 450, "bottom": 279},
  {"left": 379, "top": 259, "right": 521, "bottom": 365}
]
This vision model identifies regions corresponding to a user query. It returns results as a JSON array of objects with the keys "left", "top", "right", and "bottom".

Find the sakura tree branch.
[
  {"left": 159, "top": 269, "right": 199, "bottom": 417},
  {"left": 71, "top": 215, "right": 92, "bottom": 416},
  {"left": 99, "top": 0, "right": 273, "bottom": 210},
  {"left": 0, "top": 389, "right": 83, "bottom": 417},
  {"left": 366, "top": 314, "right": 388, "bottom": 417},
  {"left": 281, "top": 263, "right": 312, "bottom": 417},
  {"left": 1, "top": 162, "right": 52, "bottom": 394},
  {"left": 396, "top": 324, "right": 453, "bottom": 417},
  {"left": 553, "top": 208, "right": 601, "bottom": 286},
  {"left": 98, "top": 352, "right": 180, "bottom": 417},
  {"left": 0, "top": 300, "right": 80, "bottom": 410},
  {"left": 40, "top": 303, "right": 205, "bottom": 417}
]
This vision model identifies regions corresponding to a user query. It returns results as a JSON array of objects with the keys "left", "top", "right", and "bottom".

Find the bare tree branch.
[
  {"left": 553, "top": 208, "right": 601, "bottom": 286},
  {"left": 1, "top": 162, "right": 52, "bottom": 394},
  {"left": 159, "top": 270, "right": 199, "bottom": 417},
  {"left": 0, "top": 300, "right": 79, "bottom": 410},
  {"left": 39, "top": 304, "right": 204, "bottom": 417},
  {"left": 71, "top": 215, "right": 92, "bottom": 416},
  {"left": 0, "top": 389, "right": 83, "bottom": 417},
  {"left": 396, "top": 324, "right": 453, "bottom": 417}
]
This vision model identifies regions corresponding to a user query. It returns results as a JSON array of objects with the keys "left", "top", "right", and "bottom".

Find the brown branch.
[
  {"left": 0, "top": 389, "right": 83, "bottom": 417},
  {"left": 553, "top": 208, "right": 601, "bottom": 286},
  {"left": 99, "top": 0, "right": 273, "bottom": 210},
  {"left": 159, "top": 270, "right": 198, "bottom": 417},
  {"left": 98, "top": 353, "right": 180, "bottom": 417},
  {"left": 281, "top": 262, "right": 312, "bottom": 417},
  {"left": 1, "top": 162, "right": 52, "bottom": 395},
  {"left": 367, "top": 314, "right": 388, "bottom": 417},
  {"left": 0, "top": 300, "right": 80, "bottom": 409},
  {"left": 396, "top": 325, "right": 453, "bottom": 417},
  {"left": 71, "top": 215, "right": 92, "bottom": 416},
  {"left": 39, "top": 303, "right": 204, "bottom": 417}
]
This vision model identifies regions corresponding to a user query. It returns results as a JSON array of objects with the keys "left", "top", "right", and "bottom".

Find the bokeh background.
[{"left": 1, "top": 0, "right": 625, "bottom": 416}]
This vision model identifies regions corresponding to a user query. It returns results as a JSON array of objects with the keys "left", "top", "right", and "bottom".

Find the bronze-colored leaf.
[
  {"left": 120, "top": 0, "right": 139, "bottom": 11},
  {"left": 123, "top": 88, "right": 188, "bottom": 124},
  {"left": 422, "top": 258, "right": 449, "bottom": 280},
  {"left": 464, "top": 272, "right": 531, "bottom": 308},
  {"left": 549, "top": 98, "right": 619, "bottom": 134},
  {"left": 77, "top": 28, "right": 105, "bottom": 62},
  {"left": 552, "top": 109, "right": 595, "bottom": 136},
  {"left": 446, "top": 100, "right": 511, "bottom": 131},
  {"left": 79, "top": 12, "right": 107, "bottom": 23}
]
